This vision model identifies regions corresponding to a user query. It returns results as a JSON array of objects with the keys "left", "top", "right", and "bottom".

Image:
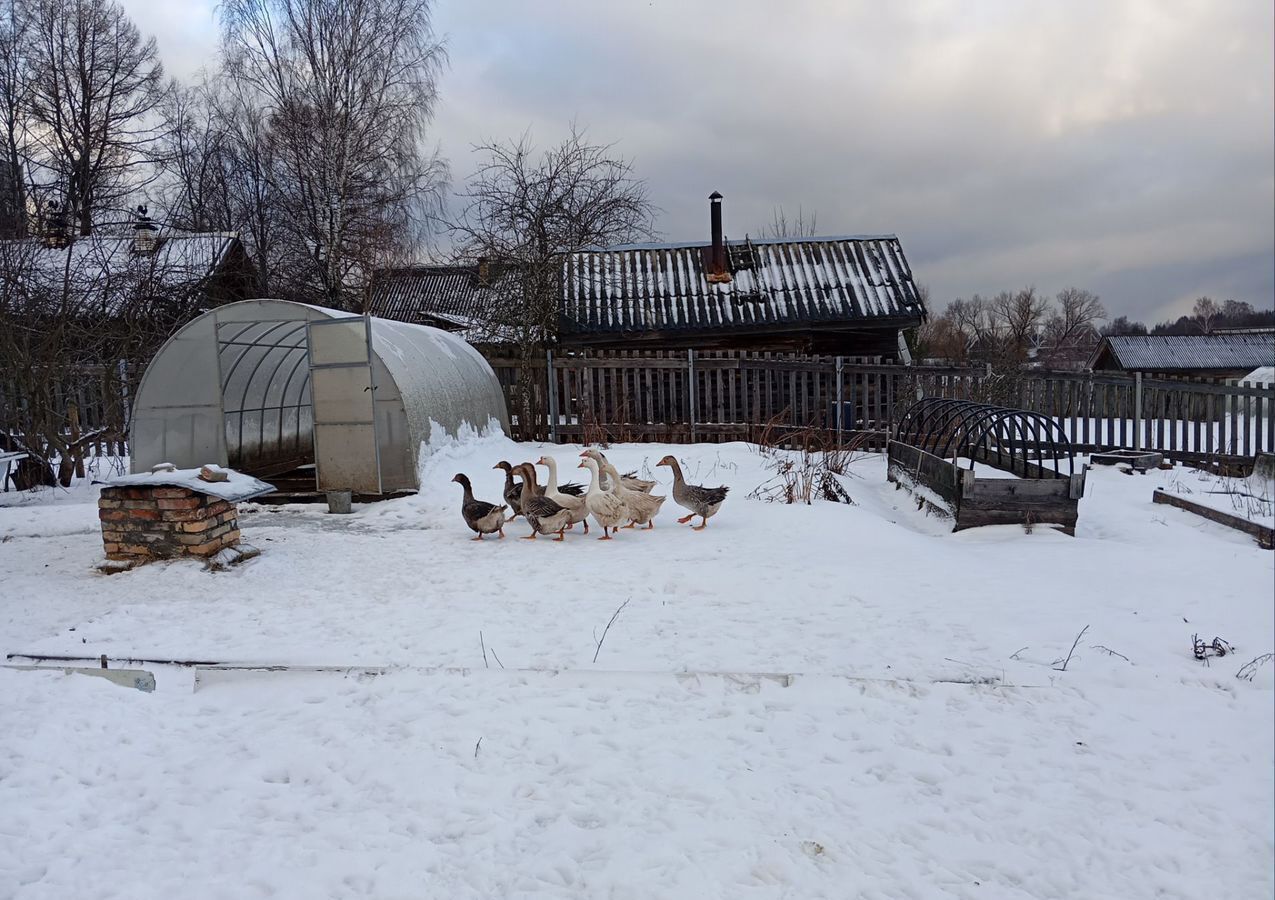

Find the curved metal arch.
[
  {"left": 894, "top": 397, "right": 1076, "bottom": 478},
  {"left": 895, "top": 396, "right": 952, "bottom": 444}
]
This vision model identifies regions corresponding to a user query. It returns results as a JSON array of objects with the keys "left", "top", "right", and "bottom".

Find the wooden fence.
[
  {"left": 5, "top": 351, "right": 1271, "bottom": 472},
  {"left": 491, "top": 351, "right": 1275, "bottom": 464}
]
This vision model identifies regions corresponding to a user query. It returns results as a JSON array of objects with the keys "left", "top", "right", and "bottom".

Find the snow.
[
  {"left": 1158, "top": 465, "right": 1275, "bottom": 529},
  {"left": 100, "top": 466, "right": 276, "bottom": 502},
  {"left": 2, "top": 433, "right": 1272, "bottom": 898}
]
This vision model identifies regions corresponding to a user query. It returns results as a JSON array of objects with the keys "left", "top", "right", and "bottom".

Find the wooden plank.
[
  {"left": 1242, "top": 381, "right": 1252, "bottom": 456},
  {"left": 1153, "top": 489, "right": 1274, "bottom": 549},
  {"left": 1193, "top": 381, "right": 1203, "bottom": 455}
]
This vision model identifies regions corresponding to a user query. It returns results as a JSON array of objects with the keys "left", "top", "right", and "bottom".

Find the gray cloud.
[{"left": 124, "top": 0, "right": 1274, "bottom": 324}]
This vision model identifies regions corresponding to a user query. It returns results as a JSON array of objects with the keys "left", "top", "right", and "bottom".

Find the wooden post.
[
  {"left": 546, "top": 350, "right": 558, "bottom": 444},
  {"left": 67, "top": 401, "right": 85, "bottom": 479},
  {"left": 688, "top": 349, "right": 698, "bottom": 443},
  {"left": 835, "top": 356, "right": 844, "bottom": 442},
  {"left": 1133, "top": 371, "right": 1143, "bottom": 452}
]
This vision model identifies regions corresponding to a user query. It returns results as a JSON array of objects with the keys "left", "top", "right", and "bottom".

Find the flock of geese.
[{"left": 451, "top": 449, "right": 730, "bottom": 541}]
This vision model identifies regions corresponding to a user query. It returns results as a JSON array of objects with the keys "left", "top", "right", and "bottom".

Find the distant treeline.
[{"left": 1102, "top": 298, "right": 1274, "bottom": 337}]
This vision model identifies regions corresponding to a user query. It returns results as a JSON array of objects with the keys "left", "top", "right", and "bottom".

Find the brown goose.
[
  {"left": 514, "top": 463, "right": 573, "bottom": 540},
  {"left": 656, "top": 455, "right": 729, "bottom": 530},
  {"left": 452, "top": 474, "right": 507, "bottom": 540},
  {"left": 494, "top": 460, "right": 582, "bottom": 520}
]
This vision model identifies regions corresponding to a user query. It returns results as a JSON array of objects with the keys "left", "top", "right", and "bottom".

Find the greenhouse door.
[{"left": 307, "top": 316, "right": 382, "bottom": 494}]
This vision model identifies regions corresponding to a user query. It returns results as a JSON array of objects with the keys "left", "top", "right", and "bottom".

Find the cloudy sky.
[{"left": 121, "top": 0, "right": 1273, "bottom": 324}]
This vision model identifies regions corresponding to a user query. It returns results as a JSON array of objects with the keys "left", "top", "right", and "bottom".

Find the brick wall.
[{"left": 98, "top": 486, "right": 241, "bottom": 562}]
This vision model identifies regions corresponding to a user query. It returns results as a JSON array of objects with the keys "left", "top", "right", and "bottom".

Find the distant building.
[
  {"left": 3, "top": 207, "right": 252, "bottom": 321},
  {"left": 369, "top": 193, "right": 928, "bottom": 360},
  {"left": 1088, "top": 333, "right": 1275, "bottom": 380}
]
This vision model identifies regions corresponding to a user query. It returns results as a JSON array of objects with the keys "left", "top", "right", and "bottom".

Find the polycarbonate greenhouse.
[{"left": 130, "top": 299, "right": 509, "bottom": 495}]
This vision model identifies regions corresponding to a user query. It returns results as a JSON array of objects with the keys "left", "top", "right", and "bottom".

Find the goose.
[
  {"left": 583, "top": 453, "right": 666, "bottom": 528},
  {"left": 452, "top": 474, "right": 507, "bottom": 540},
  {"left": 495, "top": 460, "right": 584, "bottom": 520},
  {"left": 537, "top": 455, "right": 590, "bottom": 534},
  {"left": 656, "top": 455, "right": 729, "bottom": 530},
  {"left": 577, "top": 457, "right": 629, "bottom": 540},
  {"left": 581, "top": 449, "right": 656, "bottom": 493},
  {"left": 514, "top": 463, "right": 573, "bottom": 540}
]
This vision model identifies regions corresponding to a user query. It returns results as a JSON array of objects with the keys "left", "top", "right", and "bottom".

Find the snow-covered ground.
[
  {"left": 1157, "top": 465, "right": 1275, "bottom": 530},
  {"left": 2, "top": 429, "right": 1272, "bottom": 899}
]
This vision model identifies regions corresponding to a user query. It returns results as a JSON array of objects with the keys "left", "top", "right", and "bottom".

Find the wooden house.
[{"left": 368, "top": 193, "right": 928, "bottom": 361}]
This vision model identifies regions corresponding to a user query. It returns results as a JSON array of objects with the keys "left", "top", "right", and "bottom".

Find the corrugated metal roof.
[
  {"left": 560, "top": 235, "right": 925, "bottom": 335},
  {"left": 1097, "top": 334, "right": 1275, "bottom": 371},
  {"left": 367, "top": 265, "right": 523, "bottom": 344},
  {"left": 367, "top": 265, "right": 487, "bottom": 323}
]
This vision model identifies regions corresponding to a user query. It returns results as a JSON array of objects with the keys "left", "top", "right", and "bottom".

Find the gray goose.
[{"left": 656, "top": 455, "right": 729, "bottom": 530}]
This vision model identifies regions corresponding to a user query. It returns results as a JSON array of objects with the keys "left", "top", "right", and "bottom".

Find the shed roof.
[
  {"left": 366, "top": 265, "right": 520, "bottom": 344},
  {"left": 2, "top": 231, "right": 241, "bottom": 316},
  {"left": 1090, "top": 334, "right": 1275, "bottom": 372},
  {"left": 559, "top": 235, "right": 925, "bottom": 336}
]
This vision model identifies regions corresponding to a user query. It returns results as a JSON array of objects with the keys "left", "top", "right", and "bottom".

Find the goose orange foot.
[{"left": 677, "top": 514, "right": 694, "bottom": 524}]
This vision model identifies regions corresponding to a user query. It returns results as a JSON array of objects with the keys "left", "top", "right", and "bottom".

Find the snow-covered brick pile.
[
  {"left": 94, "top": 467, "right": 275, "bottom": 562},
  {"left": 98, "top": 485, "right": 243, "bottom": 564}
]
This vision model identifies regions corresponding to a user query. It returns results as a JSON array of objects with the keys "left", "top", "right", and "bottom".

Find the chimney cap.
[
  {"left": 134, "top": 204, "right": 158, "bottom": 232},
  {"left": 709, "top": 190, "right": 723, "bottom": 201}
]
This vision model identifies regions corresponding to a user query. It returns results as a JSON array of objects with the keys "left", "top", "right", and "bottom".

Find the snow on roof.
[
  {"left": 3, "top": 231, "right": 240, "bottom": 317},
  {"left": 1093, "top": 333, "right": 1275, "bottom": 372},
  {"left": 100, "top": 466, "right": 275, "bottom": 502},
  {"left": 560, "top": 235, "right": 926, "bottom": 335},
  {"left": 1240, "top": 366, "right": 1274, "bottom": 385}
]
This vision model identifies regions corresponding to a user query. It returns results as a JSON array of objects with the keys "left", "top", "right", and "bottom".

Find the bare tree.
[
  {"left": 1192, "top": 296, "right": 1219, "bottom": 334},
  {"left": 1100, "top": 315, "right": 1148, "bottom": 337},
  {"left": 1040, "top": 287, "right": 1105, "bottom": 365},
  {"left": 989, "top": 287, "right": 1048, "bottom": 364},
  {"left": 945, "top": 295, "right": 994, "bottom": 356},
  {"left": 451, "top": 126, "right": 657, "bottom": 430},
  {"left": 758, "top": 205, "right": 818, "bottom": 239},
  {"left": 23, "top": 0, "right": 166, "bottom": 235},
  {"left": 219, "top": 0, "right": 448, "bottom": 309},
  {"left": 0, "top": 0, "right": 31, "bottom": 237},
  {"left": 157, "top": 83, "right": 235, "bottom": 234}
]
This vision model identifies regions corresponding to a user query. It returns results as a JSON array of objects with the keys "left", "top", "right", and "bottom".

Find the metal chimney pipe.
[{"left": 709, "top": 191, "right": 724, "bottom": 275}]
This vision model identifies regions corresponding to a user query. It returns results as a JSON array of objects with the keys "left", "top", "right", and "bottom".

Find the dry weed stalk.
[{"left": 748, "top": 411, "right": 867, "bottom": 505}]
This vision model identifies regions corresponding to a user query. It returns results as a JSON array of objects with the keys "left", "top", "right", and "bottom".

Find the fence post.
[
  {"left": 835, "top": 355, "right": 844, "bottom": 442},
  {"left": 687, "top": 349, "right": 698, "bottom": 443},
  {"left": 546, "top": 349, "right": 558, "bottom": 444},
  {"left": 1134, "top": 371, "right": 1143, "bottom": 452}
]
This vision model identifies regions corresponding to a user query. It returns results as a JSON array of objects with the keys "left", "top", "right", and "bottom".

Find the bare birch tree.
[{"left": 218, "top": 0, "right": 448, "bottom": 309}]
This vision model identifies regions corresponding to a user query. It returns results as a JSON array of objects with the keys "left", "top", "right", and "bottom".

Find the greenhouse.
[{"left": 130, "top": 299, "right": 508, "bottom": 496}]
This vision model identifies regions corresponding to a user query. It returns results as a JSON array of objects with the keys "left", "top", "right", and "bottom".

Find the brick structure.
[{"left": 98, "top": 486, "right": 242, "bottom": 563}]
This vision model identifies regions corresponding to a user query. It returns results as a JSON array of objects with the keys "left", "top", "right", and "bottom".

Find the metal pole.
[
  {"left": 687, "top": 349, "right": 698, "bottom": 443},
  {"left": 835, "top": 355, "right": 844, "bottom": 442},
  {"left": 546, "top": 349, "right": 558, "bottom": 443},
  {"left": 1134, "top": 371, "right": 1143, "bottom": 452}
]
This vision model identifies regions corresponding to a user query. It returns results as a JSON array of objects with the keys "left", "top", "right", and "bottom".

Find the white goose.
[
  {"left": 537, "top": 454, "right": 589, "bottom": 534},
  {"left": 577, "top": 457, "right": 630, "bottom": 540}
]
